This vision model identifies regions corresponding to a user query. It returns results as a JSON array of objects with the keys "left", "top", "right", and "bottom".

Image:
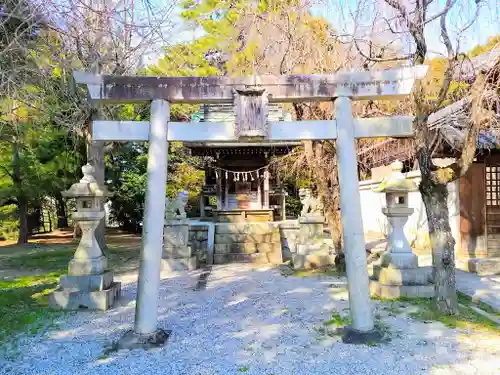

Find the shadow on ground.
[{"left": 2, "top": 264, "right": 499, "bottom": 375}]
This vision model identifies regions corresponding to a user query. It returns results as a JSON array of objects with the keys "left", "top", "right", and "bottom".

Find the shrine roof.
[{"left": 184, "top": 103, "right": 299, "bottom": 155}]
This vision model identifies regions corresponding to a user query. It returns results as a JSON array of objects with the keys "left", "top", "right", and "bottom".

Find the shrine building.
[{"left": 187, "top": 104, "right": 296, "bottom": 222}]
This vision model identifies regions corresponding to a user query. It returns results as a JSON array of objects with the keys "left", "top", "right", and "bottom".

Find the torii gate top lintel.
[{"left": 73, "top": 66, "right": 428, "bottom": 104}]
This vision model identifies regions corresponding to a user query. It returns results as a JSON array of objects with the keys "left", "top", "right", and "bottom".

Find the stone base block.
[
  {"left": 213, "top": 252, "right": 282, "bottom": 265},
  {"left": 164, "top": 246, "right": 193, "bottom": 259},
  {"left": 68, "top": 256, "right": 108, "bottom": 276},
  {"left": 255, "top": 249, "right": 283, "bottom": 264},
  {"left": 60, "top": 272, "right": 113, "bottom": 292},
  {"left": 299, "top": 214, "right": 324, "bottom": 224},
  {"left": 161, "top": 256, "right": 198, "bottom": 271},
  {"left": 48, "top": 282, "right": 121, "bottom": 310},
  {"left": 292, "top": 252, "right": 335, "bottom": 270},
  {"left": 380, "top": 252, "right": 418, "bottom": 269},
  {"left": 370, "top": 280, "right": 434, "bottom": 299},
  {"left": 457, "top": 258, "right": 500, "bottom": 276},
  {"left": 215, "top": 233, "right": 280, "bottom": 244},
  {"left": 117, "top": 329, "right": 171, "bottom": 350},
  {"left": 341, "top": 327, "right": 384, "bottom": 345},
  {"left": 214, "top": 242, "right": 282, "bottom": 255},
  {"left": 371, "top": 266, "right": 433, "bottom": 286},
  {"left": 215, "top": 223, "right": 275, "bottom": 235},
  {"left": 213, "top": 253, "right": 251, "bottom": 264},
  {"left": 297, "top": 244, "right": 328, "bottom": 255}
]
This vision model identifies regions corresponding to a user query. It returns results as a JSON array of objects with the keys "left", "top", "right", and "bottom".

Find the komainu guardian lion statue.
[
  {"left": 165, "top": 191, "right": 189, "bottom": 220},
  {"left": 298, "top": 188, "right": 323, "bottom": 216}
]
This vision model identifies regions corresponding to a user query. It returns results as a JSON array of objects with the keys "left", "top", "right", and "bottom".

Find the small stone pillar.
[
  {"left": 49, "top": 164, "right": 121, "bottom": 310},
  {"left": 369, "top": 160, "right": 434, "bottom": 299},
  {"left": 162, "top": 191, "right": 199, "bottom": 271},
  {"left": 292, "top": 188, "right": 334, "bottom": 269}
]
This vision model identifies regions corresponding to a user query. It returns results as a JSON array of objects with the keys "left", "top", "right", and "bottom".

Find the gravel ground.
[{"left": 2, "top": 264, "right": 500, "bottom": 375}]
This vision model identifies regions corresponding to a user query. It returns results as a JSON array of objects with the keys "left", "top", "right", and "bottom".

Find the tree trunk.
[
  {"left": 47, "top": 207, "right": 52, "bottom": 232},
  {"left": 12, "top": 140, "right": 28, "bottom": 244},
  {"left": 420, "top": 171, "right": 458, "bottom": 315},
  {"left": 55, "top": 193, "right": 68, "bottom": 228},
  {"left": 17, "top": 197, "right": 29, "bottom": 244}
]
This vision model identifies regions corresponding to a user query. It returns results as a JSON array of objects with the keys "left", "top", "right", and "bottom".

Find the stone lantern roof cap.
[
  {"left": 62, "top": 164, "right": 111, "bottom": 198},
  {"left": 373, "top": 160, "right": 418, "bottom": 193}
]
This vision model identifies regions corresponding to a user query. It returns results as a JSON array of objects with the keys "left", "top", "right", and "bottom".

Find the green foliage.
[
  {"left": 325, "top": 311, "right": 351, "bottom": 326},
  {"left": 468, "top": 35, "right": 500, "bottom": 57},
  {"left": 106, "top": 143, "right": 148, "bottom": 231},
  {"left": 106, "top": 141, "right": 205, "bottom": 231},
  {"left": 285, "top": 195, "right": 301, "bottom": 218},
  {"left": 422, "top": 35, "right": 500, "bottom": 106},
  {"left": 376, "top": 297, "right": 500, "bottom": 332},
  {"left": 0, "top": 272, "right": 65, "bottom": 350},
  {"left": 0, "top": 204, "right": 18, "bottom": 240},
  {"left": 2, "top": 248, "right": 73, "bottom": 271}
]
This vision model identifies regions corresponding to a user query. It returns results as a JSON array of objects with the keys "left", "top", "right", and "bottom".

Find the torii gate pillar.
[
  {"left": 335, "top": 97, "right": 380, "bottom": 343},
  {"left": 119, "top": 100, "right": 172, "bottom": 348}
]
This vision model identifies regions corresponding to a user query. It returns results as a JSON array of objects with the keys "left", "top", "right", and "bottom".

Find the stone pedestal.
[
  {"left": 457, "top": 258, "right": 500, "bottom": 276},
  {"left": 49, "top": 165, "right": 121, "bottom": 311},
  {"left": 162, "top": 219, "right": 199, "bottom": 271},
  {"left": 370, "top": 160, "right": 434, "bottom": 299},
  {"left": 293, "top": 214, "right": 334, "bottom": 270}
]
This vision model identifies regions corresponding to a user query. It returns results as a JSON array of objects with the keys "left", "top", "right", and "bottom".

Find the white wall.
[{"left": 359, "top": 171, "right": 460, "bottom": 250}]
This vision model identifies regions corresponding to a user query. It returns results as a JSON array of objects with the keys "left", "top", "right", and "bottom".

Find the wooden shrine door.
[{"left": 485, "top": 157, "right": 500, "bottom": 254}]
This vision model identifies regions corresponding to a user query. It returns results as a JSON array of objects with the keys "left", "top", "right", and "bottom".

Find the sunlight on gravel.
[{"left": 1, "top": 264, "right": 500, "bottom": 375}]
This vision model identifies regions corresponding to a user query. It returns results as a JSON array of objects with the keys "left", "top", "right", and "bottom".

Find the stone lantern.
[
  {"left": 49, "top": 164, "right": 121, "bottom": 310},
  {"left": 376, "top": 160, "right": 418, "bottom": 269},
  {"left": 369, "top": 160, "right": 434, "bottom": 298}
]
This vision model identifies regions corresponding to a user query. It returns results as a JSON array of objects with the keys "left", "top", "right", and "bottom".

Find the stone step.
[
  {"left": 213, "top": 252, "right": 281, "bottom": 265},
  {"left": 214, "top": 242, "right": 281, "bottom": 254},
  {"left": 215, "top": 233, "right": 280, "bottom": 244},
  {"left": 215, "top": 223, "right": 278, "bottom": 235}
]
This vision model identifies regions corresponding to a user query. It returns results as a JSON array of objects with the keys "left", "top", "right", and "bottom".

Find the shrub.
[{"left": 0, "top": 204, "right": 18, "bottom": 240}]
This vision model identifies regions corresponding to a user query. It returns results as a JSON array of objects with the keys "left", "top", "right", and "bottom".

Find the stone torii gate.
[{"left": 74, "top": 66, "right": 427, "bottom": 346}]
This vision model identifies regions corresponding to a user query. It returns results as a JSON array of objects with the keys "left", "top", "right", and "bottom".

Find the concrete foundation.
[
  {"left": 59, "top": 271, "right": 114, "bottom": 291},
  {"left": 161, "top": 256, "right": 199, "bottom": 271},
  {"left": 369, "top": 280, "right": 435, "bottom": 299},
  {"left": 371, "top": 266, "right": 433, "bottom": 286},
  {"left": 292, "top": 253, "right": 336, "bottom": 270},
  {"left": 341, "top": 327, "right": 384, "bottom": 345},
  {"left": 116, "top": 328, "right": 171, "bottom": 350},
  {"left": 49, "top": 281, "right": 121, "bottom": 310}
]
